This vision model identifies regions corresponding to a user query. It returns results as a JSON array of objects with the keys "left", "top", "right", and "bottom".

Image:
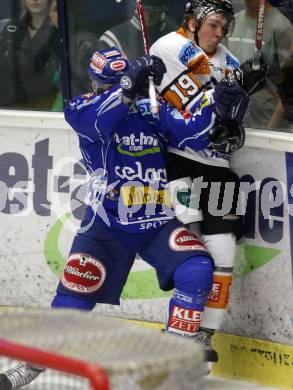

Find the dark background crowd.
[{"left": 0, "top": 0, "right": 292, "bottom": 130}]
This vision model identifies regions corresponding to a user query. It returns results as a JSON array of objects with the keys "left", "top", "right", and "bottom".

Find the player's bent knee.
[
  {"left": 51, "top": 293, "right": 96, "bottom": 311},
  {"left": 173, "top": 255, "right": 214, "bottom": 296}
]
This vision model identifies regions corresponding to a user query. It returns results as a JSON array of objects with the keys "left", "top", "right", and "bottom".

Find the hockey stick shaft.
[
  {"left": 136, "top": 0, "right": 158, "bottom": 114},
  {"left": 252, "top": 0, "right": 266, "bottom": 70}
]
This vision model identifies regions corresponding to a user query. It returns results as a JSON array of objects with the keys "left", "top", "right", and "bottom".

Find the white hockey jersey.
[
  {"left": 150, "top": 28, "right": 240, "bottom": 168},
  {"left": 150, "top": 28, "right": 211, "bottom": 113}
]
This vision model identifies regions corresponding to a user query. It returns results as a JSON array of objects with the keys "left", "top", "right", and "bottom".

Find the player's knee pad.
[
  {"left": 167, "top": 255, "right": 214, "bottom": 336},
  {"left": 169, "top": 177, "right": 203, "bottom": 224},
  {"left": 51, "top": 293, "right": 96, "bottom": 311},
  {"left": 173, "top": 255, "right": 214, "bottom": 308}
]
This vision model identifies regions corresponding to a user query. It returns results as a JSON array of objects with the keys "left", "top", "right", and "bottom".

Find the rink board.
[
  {"left": 0, "top": 111, "right": 292, "bottom": 387},
  {"left": 123, "top": 319, "right": 293, "bottom": 390},
  {"left": 212, "top": 332, "right": 293, "bottom": 390}
]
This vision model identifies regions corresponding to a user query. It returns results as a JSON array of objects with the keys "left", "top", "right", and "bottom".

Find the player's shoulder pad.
[
  {"left": 67, "top": 93, "right": 100, "bottom": 111},
  {"left": 179, "top": 41, "right": 204, "bottom": 66},
  {"left": 220, "top": 44, "right": 240, "bottom": 69}
]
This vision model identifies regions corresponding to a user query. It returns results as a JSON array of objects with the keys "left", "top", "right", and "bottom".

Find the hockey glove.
[
  {"left": 150, "top": 55, "right": 167, "bottom": 86},
  {"left": 120, "top": 55, "right": 166, "bottom": 100},
  {"left": 213, "top": 80, "right": 250, "bottom": 123},
  {"left": 230, "top": 53, "right": 269, "bottom": 96},
  {"left": 209, "top": 120, "right": 245, "bottom": 154}
]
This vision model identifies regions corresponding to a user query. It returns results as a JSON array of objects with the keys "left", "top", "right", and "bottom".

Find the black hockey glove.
[
  {"left": 149, "top": 55, "right": 167, "bottom": 86},
  {"left": 120, "top": 55, "right": 166, "bottom": 100},
  {"left": 213, "top": 79, "right": 250, "bottom": 123},
  {"left": 209, "top": 120, "right": 245, "bottom": 154},
  {"left": 230, "top": 53, "right": 269, "bottom": 96}
]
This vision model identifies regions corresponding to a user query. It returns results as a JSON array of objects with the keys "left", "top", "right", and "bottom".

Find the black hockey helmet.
[{"left": 184, "top": 0, "right": 235, "bottom": 37}]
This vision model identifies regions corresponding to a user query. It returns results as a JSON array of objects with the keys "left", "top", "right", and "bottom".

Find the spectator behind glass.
[
  {"left": 225, "top": 0, "right": 293, "bottom": 130},
  {"left": 49, "top": 0, "right": 63, "bottom": 111},
  {"left": 269, "top": 0, "right": 293, "bottom": 23},
  {"left": 0, "top": 0, "right": 59, "bottom": 110},
  {"left": 98, "top": 0, "right": 176, "bottom": 58}
]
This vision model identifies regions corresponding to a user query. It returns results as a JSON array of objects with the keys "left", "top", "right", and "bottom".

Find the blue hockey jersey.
[{"left": 65, "top": 85, "right": 217, "bottom": 233}]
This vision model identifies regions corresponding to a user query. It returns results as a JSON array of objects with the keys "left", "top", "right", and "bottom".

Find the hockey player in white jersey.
[{"left": 150, "top": 0, "right": 268, "bottom": 365}]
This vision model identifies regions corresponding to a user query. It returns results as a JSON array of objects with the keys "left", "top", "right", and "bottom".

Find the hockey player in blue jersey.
[{"left": 0, "top": 48, "right": 250, "bottom": 389}]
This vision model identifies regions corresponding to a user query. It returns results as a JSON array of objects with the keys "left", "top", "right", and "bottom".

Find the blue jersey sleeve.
[
  {"left": 159, "top": 92, "right": 217, "bottom": 151},
  {"left": 64, "top": 85, "right": 131, "bottom": 143}
]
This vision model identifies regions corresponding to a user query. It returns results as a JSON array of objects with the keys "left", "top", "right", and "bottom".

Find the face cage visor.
[{"left": 196, "top": 6, "right": 235, "bottom": 37}]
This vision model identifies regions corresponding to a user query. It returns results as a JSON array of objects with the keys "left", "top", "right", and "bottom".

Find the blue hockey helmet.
[{"left": 88, "top": 47, "right": 129, "bottom": 85}]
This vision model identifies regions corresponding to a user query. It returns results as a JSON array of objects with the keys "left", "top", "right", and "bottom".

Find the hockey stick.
[
  {"left": 252, "top": 0, "right": 266, "bottom": 70},
  {"left": 136, "top": 0, "right": 158, "bottom": 114}
]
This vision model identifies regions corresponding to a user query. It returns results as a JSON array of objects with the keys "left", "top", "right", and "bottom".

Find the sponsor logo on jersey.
[
  {"left": 61, "top": 253, "right": 106, "bottom": 294},
  {"left": 110, "top": 60, "right": 127, "bottom": 71},
  {"left": 114, "top": 132, "right": 160, "bottom": 156},
  {"left": 121, "top": 186, "right": 170, "bottom": 206},
  {"left": 167, "top": 305, "right": 202, "bottom": 335},
  {"left": 115, "top": 162, "right": 168, "bottom": 188},
  {"left": 179, "top": 41, "right": 201, "bottom": 66},
  {"left": 169, "top": 227, "right": 207, "bottom": 252},
  {"left": 139, "top": 219, "right": 169, "bottom": 230},
  {"left": 226, "top": 54, "right": 240, "bottom": 68}
]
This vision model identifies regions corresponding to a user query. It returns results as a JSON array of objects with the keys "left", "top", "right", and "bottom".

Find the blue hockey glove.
[
  {"left": 120, "top": 55, "right": 166, "bottom": 99},
  {"left": 213, "top": 78, "right": 250, "bottom": 123}
]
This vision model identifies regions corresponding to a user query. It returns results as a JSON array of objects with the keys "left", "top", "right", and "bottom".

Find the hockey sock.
[
  {"left": 200, "top": 233, "right": 235, "bottom": 331},
  {"left": 167, "top": 255, "right": 213, "bottom": 337}
]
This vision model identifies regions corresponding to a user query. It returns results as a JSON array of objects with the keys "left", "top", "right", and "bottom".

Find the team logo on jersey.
[
  {"left": 177, "top": 189, "right": 191, "bottom": 207},
  {"left": 110, "top": 60, "right": 127, "bottom": 71},
  {"left": 120, "top": 75, "right": 132, "bottom": 89},
  {"left": 61, "top": 253, "right": 106, "bottom": 294},
  {"left": 169, "top": 227, "right": 207, "bottom": 252}
]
